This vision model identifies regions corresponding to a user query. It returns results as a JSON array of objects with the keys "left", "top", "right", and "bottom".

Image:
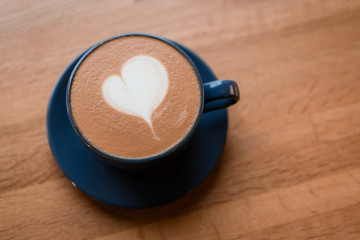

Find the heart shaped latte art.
[{"left": 102, "top": 55, "right": 169, "bottom": 138}]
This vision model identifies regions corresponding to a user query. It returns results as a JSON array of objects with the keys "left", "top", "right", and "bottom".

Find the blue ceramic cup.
[{"left": 66, "top": 33, "right": 239, "bottom": 172}]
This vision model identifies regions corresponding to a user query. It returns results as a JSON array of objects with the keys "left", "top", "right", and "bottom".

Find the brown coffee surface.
[{"left": 70, "top": 35, "right": 201, "bottom": 159}]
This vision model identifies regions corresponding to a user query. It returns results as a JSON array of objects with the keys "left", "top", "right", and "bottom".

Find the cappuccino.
[{"left": 69, "top": 35, "right": 201, "bottom": 159}]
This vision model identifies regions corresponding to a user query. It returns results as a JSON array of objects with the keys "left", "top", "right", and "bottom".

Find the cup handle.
[{"left": 203, "top": 80, "right": 240, "bottom": 112}]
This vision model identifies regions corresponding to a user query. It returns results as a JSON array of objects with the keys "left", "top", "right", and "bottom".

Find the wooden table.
[{"left": 1, "top": 0, "right": 360, "bottom": 239}]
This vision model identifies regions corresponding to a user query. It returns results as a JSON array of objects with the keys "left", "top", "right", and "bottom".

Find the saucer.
[{"left": 47, "top": 42, "right": 228, "bottom": 208}]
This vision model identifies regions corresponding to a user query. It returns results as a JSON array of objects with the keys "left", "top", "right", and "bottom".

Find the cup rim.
[{"left": 66, "top": 32, "right": 204, "bottom": 165}]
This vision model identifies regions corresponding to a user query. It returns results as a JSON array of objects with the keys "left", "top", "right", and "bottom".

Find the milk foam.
[{"left": 102, "top": 55, "right": 169, "bottom": 138}]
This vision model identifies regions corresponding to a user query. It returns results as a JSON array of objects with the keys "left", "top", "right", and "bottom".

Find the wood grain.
[{"left": 1, "top": 0, "right": 360, "bottom": 239}]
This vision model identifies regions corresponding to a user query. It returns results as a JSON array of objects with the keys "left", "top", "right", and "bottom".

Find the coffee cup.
[{"left": 66, "top": 33, "right": 239, "bottom": 171}]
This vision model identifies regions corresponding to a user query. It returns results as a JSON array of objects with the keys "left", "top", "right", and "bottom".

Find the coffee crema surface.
[{"left": 69, "top": 35, "right": 201, "bottom": 159}]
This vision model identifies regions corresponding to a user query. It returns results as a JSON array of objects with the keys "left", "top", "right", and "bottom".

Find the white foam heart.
[{"left": 102, "top": 55, "right": 168, "bottom": 138}]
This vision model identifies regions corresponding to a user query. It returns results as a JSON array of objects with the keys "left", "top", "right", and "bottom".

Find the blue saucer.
[{"left": 47, "top": 43, "right": 228, "bottom": 208}]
